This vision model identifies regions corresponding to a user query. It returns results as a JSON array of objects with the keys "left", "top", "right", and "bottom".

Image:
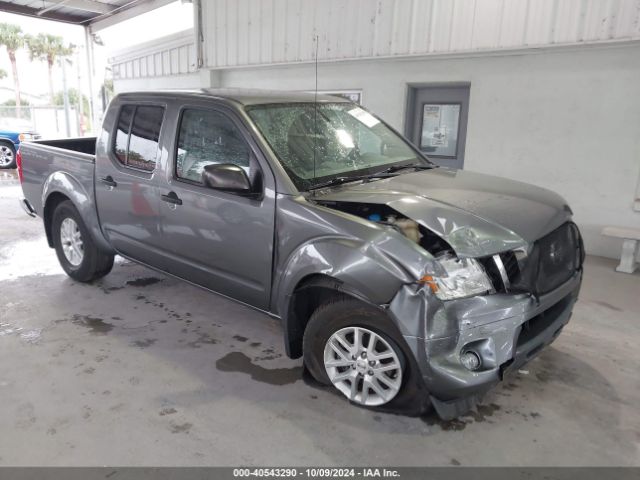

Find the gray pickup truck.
[{"left": 18, "top": 89, "right": 584, "bottom": 419}]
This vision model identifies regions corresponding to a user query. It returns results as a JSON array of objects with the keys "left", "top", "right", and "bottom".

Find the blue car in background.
[{"left": 0, "top": 118, "right": 41, "bottom": 169}]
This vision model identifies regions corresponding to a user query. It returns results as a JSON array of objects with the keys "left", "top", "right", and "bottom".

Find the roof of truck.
[{"left": 116, "top": 88, "right": 353, "bottom": 106}]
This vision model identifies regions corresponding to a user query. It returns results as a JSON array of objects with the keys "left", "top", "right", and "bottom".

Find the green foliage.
[
  {"left": 0, "top": 68, "right": 6, "bottom": 80},
  {"left": 2, "top": 98, "right": 30, "bottom": 107},
  {"left": 103, "top": 78, "right": 114, "bottom": 96},
  {"left": 0, "top": 23, "right": 24, "bottom": 54},
  {"left": 54, "top": 88, "right": 89, "bottom": 113},
  {"left": 1, "top": 98, "right": 31, "bottom": 119},
  {"left": 25, "top": 33, "right": 74, "bottom": 66}
]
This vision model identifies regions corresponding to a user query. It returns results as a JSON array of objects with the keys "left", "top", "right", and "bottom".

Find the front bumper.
[{"left": 389, "top": 270, "right": 582, "bottom": 419}]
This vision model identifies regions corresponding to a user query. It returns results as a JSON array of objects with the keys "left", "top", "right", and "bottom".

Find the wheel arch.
[
  {"left": 43, "top": 191, "right": 71, "bottom": 247},
  {"left": 275, "top": 237, "right": 415, "bottom": 359},
  {"left": 283, "top": 273, "right": 380, "bottom": 359},
  {"left": 41, "top": 172, "right": 113, "bottom": 253}
]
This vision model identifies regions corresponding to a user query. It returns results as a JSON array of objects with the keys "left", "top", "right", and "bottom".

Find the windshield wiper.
[
  {"left": 307, "top": 162, "right": 434, "bottom": 191},
  {"left": 377, "top": 163, "right": 436, "bottom": 175},
  {"left": 309, "top": 172, "right": 396, "bottom": 190}
]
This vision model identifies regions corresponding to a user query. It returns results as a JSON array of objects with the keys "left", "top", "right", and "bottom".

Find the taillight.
[{"left": 16, "top": 148, "right": 24, "bottom": 184}]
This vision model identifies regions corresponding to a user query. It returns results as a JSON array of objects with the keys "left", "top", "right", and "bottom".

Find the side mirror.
[{"left": 202, "top": 163, "right": 252, "bottom": 194}]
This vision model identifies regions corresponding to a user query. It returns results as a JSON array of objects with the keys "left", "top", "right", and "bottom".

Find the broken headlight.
[{"left": 421, "top": 254, "right": 494, "bottom": 301}]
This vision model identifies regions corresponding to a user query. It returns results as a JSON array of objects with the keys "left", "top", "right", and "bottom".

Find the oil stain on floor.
[
  {"left": 216, "top": 351, "right": 302, "bottom": 386},
  {"left": 421, "top": 403, "right": 501, "bottom": 431},
  {"left": 70, "top": 315, "right": 114, "bottom": 335},
  {"left": 126, "top": 277, "right": 163, "bottom": 287}
]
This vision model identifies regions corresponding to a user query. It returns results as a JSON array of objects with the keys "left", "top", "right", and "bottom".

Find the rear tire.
[
  {"left": 0, "top": 142, "right": 16, "bottom": 169},
  {"left": 52, "top": 200, "right": 114, "bottom": 282},
  {"left": 303, "top": 298, "right": 430, "bottom": 416}
]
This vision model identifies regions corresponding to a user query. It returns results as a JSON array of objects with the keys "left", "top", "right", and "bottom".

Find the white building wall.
[
  {"left": 210, "top": 44, "right": 640, "bottom": 259},
  {"left": 201, "top": 0, "right": 640, "bottom": 68},
  {"left": 110, "top": 29, "right": 199, "bottom": 89}
]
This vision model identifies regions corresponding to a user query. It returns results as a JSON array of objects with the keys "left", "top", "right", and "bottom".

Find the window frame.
[
  {"left": 172, "top": 105, "right": 258, "bottom": 190},
  {"left": 111, "top": 103, "right": 166, "bottom": 173}
]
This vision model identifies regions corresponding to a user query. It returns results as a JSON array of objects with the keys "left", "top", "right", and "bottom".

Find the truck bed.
[
  {"left": 33, "top": 137, "right": 97, "bottom": 156},
  {"left": 19, "top": 137, "right": 97, "bottom": 218}
]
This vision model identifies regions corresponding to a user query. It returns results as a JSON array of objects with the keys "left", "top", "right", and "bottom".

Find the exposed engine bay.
[{"left": 314, "top": 200, "right": 454, "bottom": 257}]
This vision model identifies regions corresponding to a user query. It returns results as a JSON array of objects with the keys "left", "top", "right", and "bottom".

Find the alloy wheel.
[
  {"left": 0, "top": 145, "right": 14, "bottom": 167},
  {"left": 60, "top": 217, "right": 84, "bottom": 266},
  {"left": 323, "top": 326, "right": 403, "bottom": 406}
]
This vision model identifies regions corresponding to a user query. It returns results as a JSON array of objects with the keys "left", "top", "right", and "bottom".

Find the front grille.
[
  {"left": 479, "top": 256, "right": 504, "bottom": 292},
  {"left": 478, "top": 250, "right": 521, "bottom": 293},
  {"left": 533, "top": 222, "right": 582, "bottom": 294},
  {"left": 501, "top": 251, "right": 520, "bottom": 283},
  {"left": 479, "top": 222, "right": 583, "bottom": 295}
]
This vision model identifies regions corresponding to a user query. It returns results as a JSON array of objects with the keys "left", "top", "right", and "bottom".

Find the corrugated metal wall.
[
  {"left": 111, "top": 30, "right": 197, "bottom": 81},
  {"left": 202, "top": 0, "right": 640, "bottom": 68}
]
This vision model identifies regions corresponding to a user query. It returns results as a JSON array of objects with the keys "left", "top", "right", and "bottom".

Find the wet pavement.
[
  {"left": 0, "top": 173, "right": 639, "bottom": 466},
  {"left": 0, "top": 169, "right": 19, "bottom": 185}
]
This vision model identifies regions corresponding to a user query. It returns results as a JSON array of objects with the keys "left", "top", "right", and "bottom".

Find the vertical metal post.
[
  {"left": 61, "top": 58, "right": 71, "bottom": 137},
  {"left": 30, "top": 105, "right": 36, "bottom": 132},
  {"left": 84, "top": 26, "right": 96, "bottom": 132},
  {"left": 76, "top": 50, "right": 84, "bottom": 136}
]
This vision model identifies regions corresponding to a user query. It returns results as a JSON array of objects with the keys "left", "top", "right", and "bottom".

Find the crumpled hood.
[{"left": 316, "top": 168, "right": 572, "bottom": 257}]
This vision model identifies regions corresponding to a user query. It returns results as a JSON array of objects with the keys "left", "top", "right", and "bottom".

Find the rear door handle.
[
  {"left": 100, "top": 176, "right": 117, "bottom": 188},
  {"left": 161, "top": 191, "right": 183, "bottom": 206}
]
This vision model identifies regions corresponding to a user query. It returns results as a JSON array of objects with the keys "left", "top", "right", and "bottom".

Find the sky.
[{"left": 0, "top": 1, "right": 193, "bottom": 105}]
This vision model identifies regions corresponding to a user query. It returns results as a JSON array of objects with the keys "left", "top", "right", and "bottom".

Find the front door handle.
[
  {"left": 161, "top": 191, "right": 183, "bottom": 206},
  {"left": 100, "top": 176, "right": 117, "bottom": 188}
]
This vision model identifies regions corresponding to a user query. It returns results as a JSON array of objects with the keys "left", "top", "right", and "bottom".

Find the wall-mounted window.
[
  {"left": 419, "top": 103, "right": 461, "bottom": 158},
  {"left": 112, "top": 105, "right": 165, "bottom": 172},
  {"left": 405, "top": 85, "right": 469, "bottom": 169}
]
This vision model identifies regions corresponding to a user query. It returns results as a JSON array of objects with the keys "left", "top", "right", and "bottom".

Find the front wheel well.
[
  {"left": 43, "top": 192, "right": 71, "bottom": 247},
  {"left": 285, "top": 274, "right": 374, "bottom": 359}
]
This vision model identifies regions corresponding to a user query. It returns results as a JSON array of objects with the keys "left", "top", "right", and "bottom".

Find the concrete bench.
[{"left": 602, "top": 226, "right": 640, "bottom": 274}]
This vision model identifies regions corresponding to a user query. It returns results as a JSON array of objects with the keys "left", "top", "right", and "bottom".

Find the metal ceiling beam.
[
  {"left": 0, "top": 0, "right": 177, "bottom": 29},
  {"left": 87, "top": 0, "right": 175, "bottom": 33},
  {"left": 0, "top": 1, "right": 84, "bottom": 24},
  {"left": 37, "top": 0, "right": 117, "bottom": 16}
]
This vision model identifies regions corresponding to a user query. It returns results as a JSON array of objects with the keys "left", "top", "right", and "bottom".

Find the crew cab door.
[
  {"left": 156, "top": 102, "right": 275, "bottom": 310},
  {"left": 95, "top": 100, "right": 167, "bottom": 267}
]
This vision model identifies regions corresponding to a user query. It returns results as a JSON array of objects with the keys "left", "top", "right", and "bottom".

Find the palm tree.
[
  {"left": 0, "top": 23, "right": 25, "bottom": 113},
  {"left": 25, "top": 33, "right": 74, "bottom": 105}
]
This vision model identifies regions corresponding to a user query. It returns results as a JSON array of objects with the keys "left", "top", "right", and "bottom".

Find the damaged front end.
[{"left": 313, "top": 197, "right": 584, "bottom": 419}]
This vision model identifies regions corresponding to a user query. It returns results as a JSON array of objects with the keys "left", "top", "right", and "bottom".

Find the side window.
[
  {"left": 112, "top": 104, "right": 164, "bottom": 172},
  {"left": 176, "top": 109, "right": 250, "bottom": 183},
  {"left": 114, "top": 105, "right": 134, "bottom": 164}
]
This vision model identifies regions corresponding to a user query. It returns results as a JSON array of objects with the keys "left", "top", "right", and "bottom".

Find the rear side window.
[
  {"left": 175, "top": 109, "right": 250, "bottom": 183},
  {"left": 114, "top": 105, "right": 134, "bottom": 164},
  {"left": 112, "top": 105, "right": 164, "bottom": 172}
]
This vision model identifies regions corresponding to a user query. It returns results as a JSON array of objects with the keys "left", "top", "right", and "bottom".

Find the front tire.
[
  {"left": 303, "top": 298, "right": 430, "bottom": 415},
  {"left": 0, "top": 142, "right": 16, "bottom": 169},
  {"left": 52, "top": 200, "right": 114, "bottom": 282}
]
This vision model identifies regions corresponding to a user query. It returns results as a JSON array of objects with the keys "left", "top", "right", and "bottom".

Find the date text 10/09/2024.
[{"left": 233, "top": 468, "right": 401, "bottom": 478}]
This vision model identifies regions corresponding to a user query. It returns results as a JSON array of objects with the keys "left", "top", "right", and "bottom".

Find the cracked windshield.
[{"left": 247, "top": 103, "right": 424, "bottom": 189}]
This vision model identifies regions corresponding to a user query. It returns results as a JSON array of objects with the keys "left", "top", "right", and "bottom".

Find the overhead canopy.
[{"left": 0, "top": 0, "right": 177, "bottom": 32}]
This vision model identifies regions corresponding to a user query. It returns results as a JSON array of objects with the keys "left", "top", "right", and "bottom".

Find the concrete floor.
[{"left": 0, "top": 170, "right": 638, "bottom": 466}]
